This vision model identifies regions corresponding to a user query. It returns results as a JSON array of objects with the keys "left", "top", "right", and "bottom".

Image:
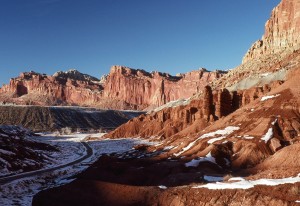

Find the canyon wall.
[
  {"left": 0, "top": 70, "right": 103, "bottom": 106},
  {"left": 243, "top": 0, "right": 300, "bottom": 63},
  {"left": 106, "top": 81, "right": 283, "bottom": 139},
  {"left": 0, "top": 67, "right": 224, "bottom": 110},
  {"left": 102, "top": 66, "right": 224, "bottom": 109}
]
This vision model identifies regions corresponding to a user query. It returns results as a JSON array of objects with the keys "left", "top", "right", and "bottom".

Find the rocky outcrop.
[
  {"left": 102, "top": 66, "right": 225, "bottom": 109},
  {"left": 0, "top": 67, "right": 224, "bottom": 110},
  {"left": 0, "top": 70, "right": 104, "bottom": 106},
  {"left": 243, "top": 0, "right": 300, "bottom": 63},
  {"left": 211, "top": 0, "right": 300, "bottom": 91},
  {"left": 106, "top": 83, "right": 279, "bottom": 139},
  {"left": 53, "top": 69, "right": 100, "bottom": 82}
]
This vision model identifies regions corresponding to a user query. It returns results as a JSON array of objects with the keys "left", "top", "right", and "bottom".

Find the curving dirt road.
[{"left": 0, "top": 142, "right": 93, "bottom": 185}]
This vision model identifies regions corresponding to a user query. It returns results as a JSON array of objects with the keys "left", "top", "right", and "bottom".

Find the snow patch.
[
  {"left": 149, "top": 98, "right": 191, "bottom": 113},
  {"left": 261, "top": 94, "right": 280, "bottom": 101},
  {"left": 204, "top": 176, "right": 224, "bottom": 182},
  {"left": 158, "top": 185, "right": 167, "bottom": 189},
  {"left": 261, "top": 119, "right": 277, "bottom": 143},
  {"left": 185, "top": 152, "right": 216, "bottom": 167},
  {"left": 260, "top": 73, "right": 270, "bottom": 77},
  {"left": 175, "top": 126, "right": 239, "bottom": 156},
  {"left": 193, "top": 174, "right": 300, "bottom": 190},
  {"left": 237, "top": 135, "right": 255, "bottom": 140}
]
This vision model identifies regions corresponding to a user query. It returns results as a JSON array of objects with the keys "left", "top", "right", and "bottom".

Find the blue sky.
[{"left": 0, "top": 0, "right": 280, "bottom": 85}]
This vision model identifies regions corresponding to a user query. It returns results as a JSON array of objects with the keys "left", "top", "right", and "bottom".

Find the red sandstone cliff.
[
  {"left": 212, "top": 0, "right": 300, "bottom": 90},
  {"left": 243, "top": 0, "right": 300, "bottom": 63},
  {"left": 0, "top": 67, "right": 224, "bottom": 110},
  {"left": 102, "top": 66, "right": 224, "bottom": 109},
  {"left": 106, "top": 80, "right": 283, "bottom": 139},
  {"left": 0, "top": 70, "right": 104, "bottom": 106}
]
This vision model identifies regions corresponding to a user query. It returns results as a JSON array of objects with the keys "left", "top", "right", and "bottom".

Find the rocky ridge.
[
  {"left": 212, "top": 0, "right": 300, "bottom": 91},
  {"left": 243, "top": 0, "right": 300, "bottom": 63},
  {"left": 0, "top": 67, "right": 224, "bottom": 110},
  {"left": 102, "top": 66, "right": 225, "bottom": 110}
]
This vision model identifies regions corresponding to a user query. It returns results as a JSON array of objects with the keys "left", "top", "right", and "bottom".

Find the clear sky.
[{"left": 0, "top": 0, "right": 280, "bottom": 85}]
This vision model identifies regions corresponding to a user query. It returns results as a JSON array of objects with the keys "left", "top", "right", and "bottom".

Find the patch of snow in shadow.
[
  {"left": 204, "top": 176, "right": 224, "bottom": 182},
  {"left": 185, "top": 152, "right": 216, "bottom": 167}
]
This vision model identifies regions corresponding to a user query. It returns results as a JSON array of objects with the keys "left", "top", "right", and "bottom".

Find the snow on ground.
[
  {"left": 185, "top": 152, "right": 216, "bottom": 167},
  {"left": 207, "top": 136, "right": 227, "bottom": 144},
  {"left": 158, "top": 185, "right": 168, "bottom": 189},
  {"left": 260, "top": 73, "right": 271, "bottom": 77},
  {"left": 29, "top": 133, "right": 88, "bottom": 170},
  {"left": 261, "top": 94, "right": 280, "bottom": 101},
  {"left": 237, "top": 135, "right": 255, "bottom": 140},
  {"left": 193, "top": 173, "right": 300, "bottom": 190},
  {"left": 204, "top": 176, "right": 224, "bottom": 182},
  {"left": 261, "top": 119, "right": 277, "bottom": 143},
  {"left": 0, "top": 133, "right": 157, "bottom": 206},
  {"left": 0, "top": 149, "right": 15, "bottom": 155},
  {"left": 149, "top": 98, "right": 191, "bottom": 113},
  {"left": 175, "top": 126, "right": 240, "bottom": 156}
]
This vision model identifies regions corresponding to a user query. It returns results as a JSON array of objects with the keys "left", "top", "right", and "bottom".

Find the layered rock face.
[
  {"left": 0, "top": 70, "right": 103, "bottom": 106},
  {"left": 243, "top": 0, "right": 300, "bottom": 63},
  {"left": 106, "top": 82, "right": 283, "bottom": 139},
  {"left": 102, "top": 66, "right": 224, "bottom": 109},
  {"left": 0, "top": 67, "right": 224, "bottom": 110},
  {"left": 212, "top": 0, "right": 300, "bottom": 90}
]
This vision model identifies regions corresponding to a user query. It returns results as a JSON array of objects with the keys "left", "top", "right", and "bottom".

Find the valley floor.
[{"left": 0, "top": 133, "right": 155, "bottom": 206}]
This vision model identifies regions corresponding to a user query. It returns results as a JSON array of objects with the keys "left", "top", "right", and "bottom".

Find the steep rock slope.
[
  {"left": 213, "top": 0, "right": 300, "bottom": 90},
  {"left": 106, "top": 80, "right": 283, "bottom": 139},
  {"left": 0, "top": 126, "right": 57, "bottom": 176},
  {"left": 0, "top": 106, "right": 143, "bottom": 132},
  {"left": 243, "top": 0, "right": 300, "bottom": 63},
  {"left": 102, "top": 66, "right": 224, "bottom": 109},
  {"left": 0, "top": 67, "right": 224, "bottom": 110}
]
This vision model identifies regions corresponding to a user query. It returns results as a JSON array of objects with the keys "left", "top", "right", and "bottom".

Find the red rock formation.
[
  {"left": 243, "top": 0, "right": 300, "bottom": 63},
  {"left": 0, "top": 67, "right": 224, "bottom": 110},
  {"left": 102, "top": 66, "right": 225, "bottom": 109},
  {"left": 0, "top": 71, "right": 103, "bottom": 106},
  {"left": 106, "top": 83, "right": 277, "bottom": 139}
]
